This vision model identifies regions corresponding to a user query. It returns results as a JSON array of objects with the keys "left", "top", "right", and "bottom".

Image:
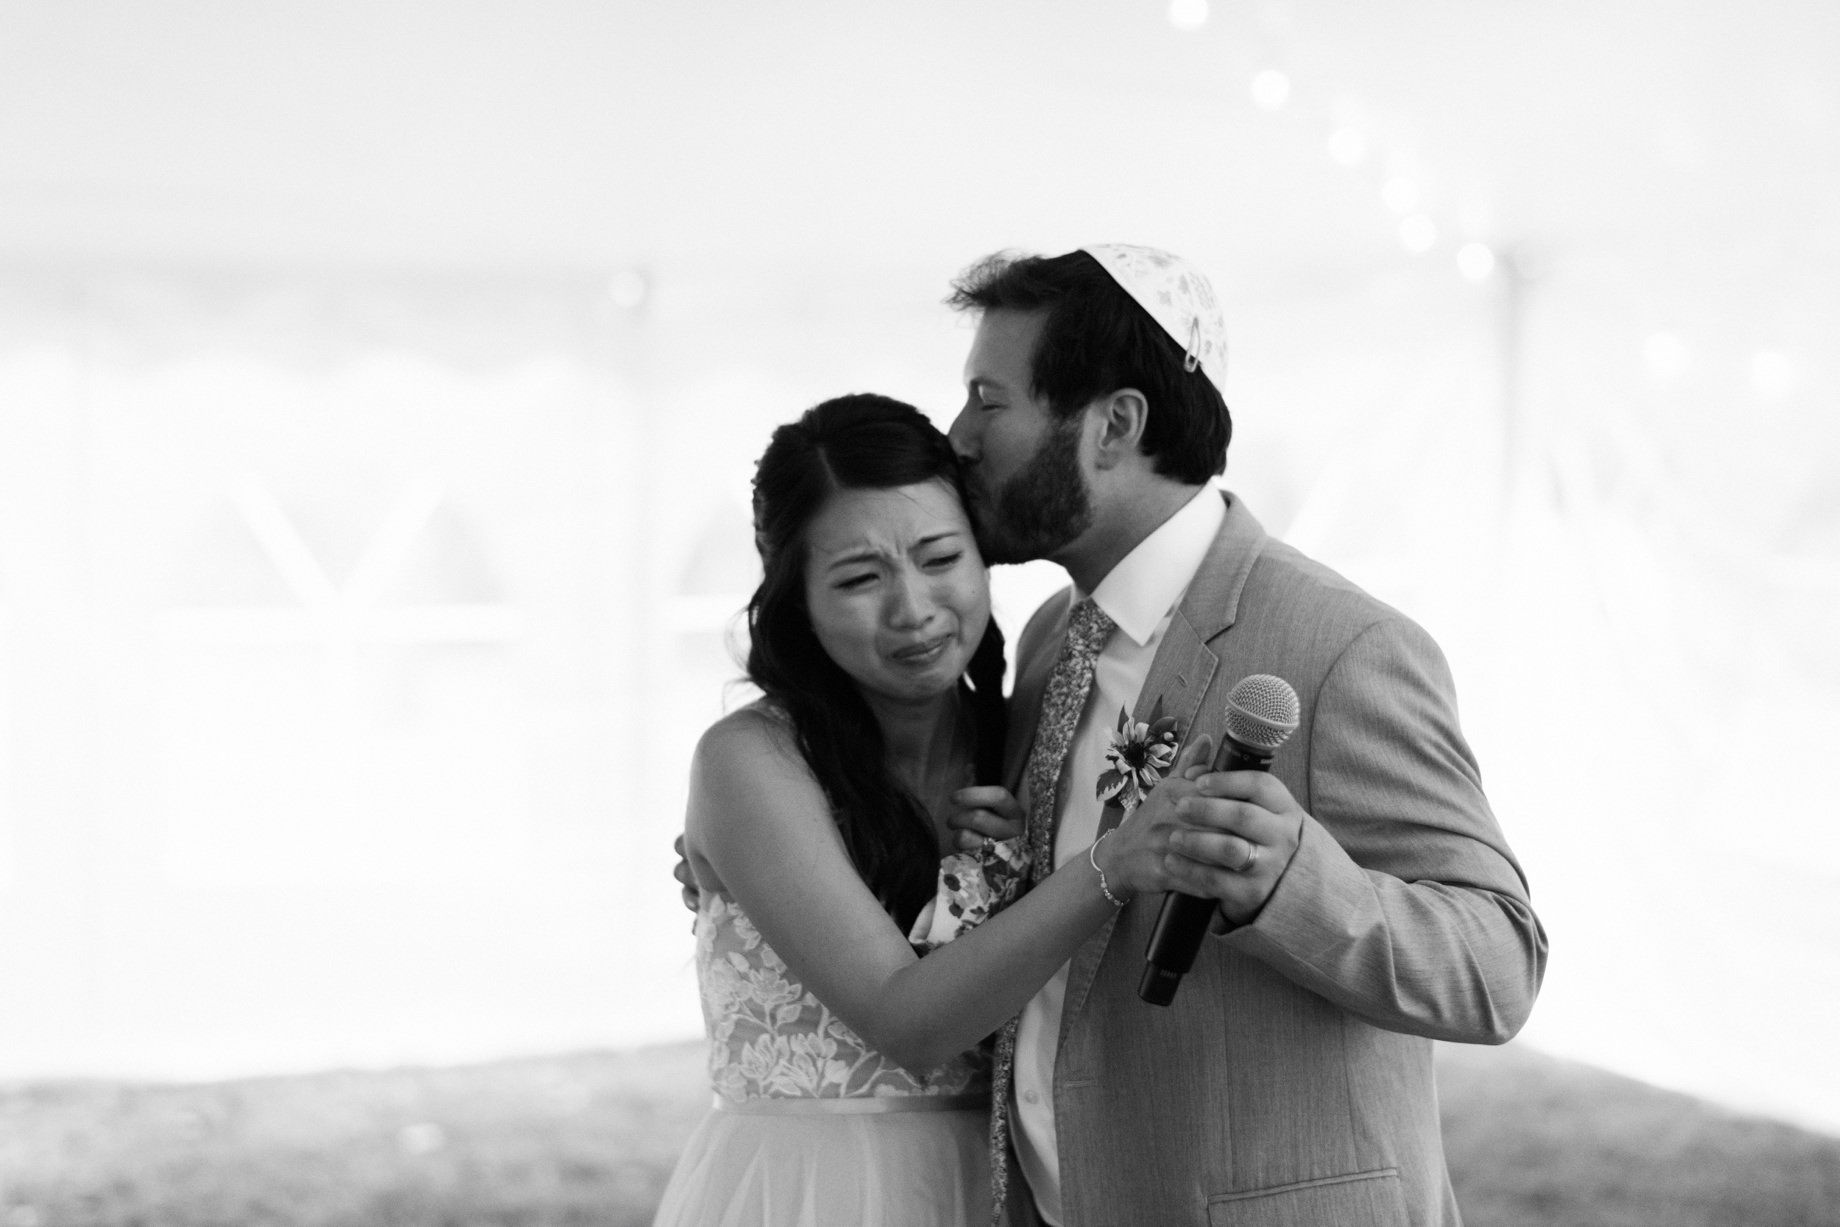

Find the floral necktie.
[{"left": 989, "top": 596, "right": 1115, "bottom": 1224}]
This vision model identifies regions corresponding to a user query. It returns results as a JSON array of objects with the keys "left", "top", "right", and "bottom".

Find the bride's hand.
[
  {"left": 947, "top": 785, "right": 1024, "bottom": 851},
  {"left": 672, "top": 833, "right": 701, "bottom": 913},
  {"left": 1094, "top": 734, "right": 1215, "bottom": 899}
]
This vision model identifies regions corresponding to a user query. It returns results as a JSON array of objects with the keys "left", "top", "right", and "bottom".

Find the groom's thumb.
[{"left": 1176, "top": 734, "right": 1214, "bottom": 781}]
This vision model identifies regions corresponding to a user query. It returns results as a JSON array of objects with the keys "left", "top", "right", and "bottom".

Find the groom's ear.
[{"left": 1090, "top": 388, "right": 1150, "bottom": 471}]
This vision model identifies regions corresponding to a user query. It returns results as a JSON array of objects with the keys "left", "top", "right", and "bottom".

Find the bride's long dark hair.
[{"left": 747, "top": 393, "right": 1007, "bottom": 931}]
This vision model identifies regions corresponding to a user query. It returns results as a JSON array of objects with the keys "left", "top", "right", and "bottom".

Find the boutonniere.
[{"left": 1095, "top": 699, "right": 1181, "bottom": 812}]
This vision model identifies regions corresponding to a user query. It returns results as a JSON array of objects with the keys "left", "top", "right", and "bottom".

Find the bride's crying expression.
[{"left": 803, "top": 480, "right": 990, "bottom": 706}]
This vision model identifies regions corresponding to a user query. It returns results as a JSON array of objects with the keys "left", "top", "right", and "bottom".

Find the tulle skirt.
[{"left": 652, "top": 1095, "right": 991, "bottom": 1227}]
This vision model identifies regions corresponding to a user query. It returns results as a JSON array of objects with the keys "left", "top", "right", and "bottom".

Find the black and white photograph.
[{"left": 1, "top": 2, "right": 1836, "bottom": 1224}]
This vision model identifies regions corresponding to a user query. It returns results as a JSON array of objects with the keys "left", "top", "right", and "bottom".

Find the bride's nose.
[{"left": 884, "top": 569, "right": 938, "bottom": 629}]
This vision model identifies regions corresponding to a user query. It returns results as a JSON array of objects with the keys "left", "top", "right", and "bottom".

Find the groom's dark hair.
[
  {"left": 948, "top": 249, "right": 1231, "bottom": 484},
  {"left": 746, "top": 393, "right": 1007, "bottom": 933}
]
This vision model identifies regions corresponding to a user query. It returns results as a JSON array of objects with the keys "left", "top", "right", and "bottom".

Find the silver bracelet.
[{"left": 1089, "top": 831, "right": 1128, "bottom": 908}]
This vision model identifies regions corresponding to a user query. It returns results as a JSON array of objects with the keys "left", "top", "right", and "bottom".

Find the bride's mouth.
[{"left": 890, "top": 635, "right": 952, "bottom": 667}]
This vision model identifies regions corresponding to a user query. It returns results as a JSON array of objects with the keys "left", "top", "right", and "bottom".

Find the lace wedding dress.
[{"left": 652, "top": 892, "right": 992, "bottom": 1226}]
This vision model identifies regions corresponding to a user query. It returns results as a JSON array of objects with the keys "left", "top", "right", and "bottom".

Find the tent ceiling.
[{"left": 0, "top": 0, "right": 1834, "bottom": 293}]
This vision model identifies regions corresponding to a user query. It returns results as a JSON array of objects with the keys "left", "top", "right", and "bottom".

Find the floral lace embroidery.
[{"left": 697, "top": 893, "right": 990, "bottom": 1102}]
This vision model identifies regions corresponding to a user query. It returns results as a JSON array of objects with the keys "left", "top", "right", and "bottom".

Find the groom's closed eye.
[{"left": 965, "top": 378, "right": 1006, "bottom": 411}]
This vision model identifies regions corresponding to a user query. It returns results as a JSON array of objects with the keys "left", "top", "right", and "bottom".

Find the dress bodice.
[{"left": 696, "top": 892, "right": 991, "bottom": 1103}]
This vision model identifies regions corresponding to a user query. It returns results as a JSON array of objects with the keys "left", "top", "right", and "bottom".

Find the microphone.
[{"left": 1138, "top": 674, "right": 1300, "bottom": 1007}]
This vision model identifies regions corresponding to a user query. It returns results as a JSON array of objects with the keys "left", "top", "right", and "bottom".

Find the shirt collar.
[{"left": 1082, "top": 486, "right": 1225, "bottom": 647}]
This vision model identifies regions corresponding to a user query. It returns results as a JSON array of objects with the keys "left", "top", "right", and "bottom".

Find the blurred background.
[{"left": 0, "top": 0, "right": 1836, "bottom": 1151}]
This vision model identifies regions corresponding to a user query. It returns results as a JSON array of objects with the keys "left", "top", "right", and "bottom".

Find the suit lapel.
[
  {"left": 1174, "top": 491, "right": 1268, "bottom": 650},
  {"left": 1056, "top": 492, "right": 1271, "bottom": 1042},
  {"left": 1104, "top": 614, "right": 1218, "bottom": 841}
]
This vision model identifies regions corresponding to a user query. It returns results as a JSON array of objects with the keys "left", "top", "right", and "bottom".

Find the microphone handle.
[{"left": 1137, "top": 737, "right": 1274, "bottom": 1007}]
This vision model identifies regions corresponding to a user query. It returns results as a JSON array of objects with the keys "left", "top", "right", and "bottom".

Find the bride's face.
[{"left": 802, "top": 479, "right": 991, "bottom": 707}]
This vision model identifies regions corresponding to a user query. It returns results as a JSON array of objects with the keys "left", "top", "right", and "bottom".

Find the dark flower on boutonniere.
[{"left": 1095, "top": 699, "right": 1181, "bottom": 811}]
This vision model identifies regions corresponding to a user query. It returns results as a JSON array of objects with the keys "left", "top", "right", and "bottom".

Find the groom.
[{"left": 944, "top": 245, "right": 1545, "bottom": 1226}]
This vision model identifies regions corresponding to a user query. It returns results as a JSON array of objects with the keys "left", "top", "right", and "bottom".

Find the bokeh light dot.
[
  {"left": 1382, "top": 176, "right": 1420, "bottom": 214},
  {"left": 608, "top": 268, "right": 648, "bottom": 309},
  {"left": 1168, "top": 0, "right": 1209, "bottom": 31},
  {"left": 1328, "top": 128, "right": 1367, "bottom": 167},
  {"left": 1251, "top": 69, "right": 1291, "bottom": 111},
  {"left": 1457, "top": 242, "right": 1496, "bottom": 281},
  {"left": 1399, "top": 215, "right": 1437, "bottom": 254}
]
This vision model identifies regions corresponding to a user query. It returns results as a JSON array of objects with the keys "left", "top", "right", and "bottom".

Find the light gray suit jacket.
[{"left": 997, "top": 492, "right": 1546, "bottom": 1227}]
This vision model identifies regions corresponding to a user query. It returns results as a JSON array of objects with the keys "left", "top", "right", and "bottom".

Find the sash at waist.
[{"left": 713, "top": 1092, "right": 989, "bottom": 1116}]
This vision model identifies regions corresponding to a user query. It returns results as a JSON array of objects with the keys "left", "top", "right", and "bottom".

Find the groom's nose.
[{"left": 946, "top": 403, "right": 977, "bottom": 461}]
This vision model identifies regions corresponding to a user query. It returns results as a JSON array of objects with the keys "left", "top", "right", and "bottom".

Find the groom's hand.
[
  {"left": 947, "top": 786, "right": 1024, "bottom": 851},
  {"left": 1167, "top": 771, "right": 1307, "bottom": 925}
]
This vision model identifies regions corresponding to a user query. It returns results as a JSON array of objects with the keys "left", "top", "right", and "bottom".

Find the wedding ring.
[
  {"left": 981, "top": 836, "right": 996, "bottom": 854},
  {"left": 1238, "top": 842, "right": 1260, "bottom": 873}
]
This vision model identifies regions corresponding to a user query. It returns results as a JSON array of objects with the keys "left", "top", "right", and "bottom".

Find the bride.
[{"left": 653, "top": 394, "right": 1202, "bottom": 1226}]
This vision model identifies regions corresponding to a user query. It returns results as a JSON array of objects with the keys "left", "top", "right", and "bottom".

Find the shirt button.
[{"left": 1023, "top": 1090, "right": 1040, "bottom": 1104}]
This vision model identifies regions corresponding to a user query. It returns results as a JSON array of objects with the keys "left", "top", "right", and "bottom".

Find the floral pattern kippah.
[{"left": 1081, "top": 243, "right": 1228, "bottom": 391}]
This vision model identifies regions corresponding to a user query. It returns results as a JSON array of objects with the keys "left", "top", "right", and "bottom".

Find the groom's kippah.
[{"left": 1079, "top": 244, "right": 1228, "bottom": 393}]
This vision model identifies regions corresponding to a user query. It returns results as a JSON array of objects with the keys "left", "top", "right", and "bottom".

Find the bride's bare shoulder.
[
  {"left": 686, "top": 702, "right": 820, "bottom": 894},
  {"left": 689, "top": 700, "right": 828, "bottom": 861},
  {"left": 694, "top": 700, "right": 803, "bottom": 773}
]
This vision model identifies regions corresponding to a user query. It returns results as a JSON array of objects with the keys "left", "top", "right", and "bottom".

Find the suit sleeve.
[{"left": 1223, "top": 615, "right": 1548, "bottom": 1044}]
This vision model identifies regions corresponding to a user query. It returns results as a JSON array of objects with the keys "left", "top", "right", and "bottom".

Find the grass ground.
[{"left": 1, "top": 1041, "right": 1836, "bottom": 1226}]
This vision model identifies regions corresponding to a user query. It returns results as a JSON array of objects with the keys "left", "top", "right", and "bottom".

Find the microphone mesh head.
[{"left": 1224, "top": 674, "right": 1300, "bottom": 751}]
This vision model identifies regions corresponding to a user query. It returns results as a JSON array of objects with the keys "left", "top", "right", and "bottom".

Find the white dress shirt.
[{"left": 1011, "top": 486, "right": 1225, "bottom": 1226}]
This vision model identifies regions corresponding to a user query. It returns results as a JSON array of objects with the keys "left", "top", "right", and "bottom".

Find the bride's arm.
[{"left": 686, "top": 708, "right": 1200, "bottom": 1073}]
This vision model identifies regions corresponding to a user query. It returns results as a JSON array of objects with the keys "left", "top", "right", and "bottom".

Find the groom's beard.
[{"left": 975, "top": 414, "right": 1093, "bottom": 566}]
